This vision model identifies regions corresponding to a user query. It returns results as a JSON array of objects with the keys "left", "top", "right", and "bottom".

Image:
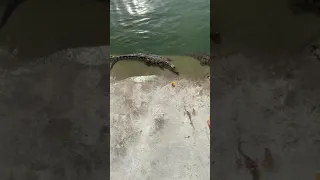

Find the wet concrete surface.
[
  {"left": 211, "top": 52, "right": 320, "bottom": 179},
  {"left": 0, "top": 46, "right": 109, "bottom": 180},
  {"left": 0, "top": 3, "right": 110, "bottom": 178},
  {"left": 0, "top": 0, "right": 110, "bottom": 178},
  {"left": 212, "top": 0, "right": 320, "bottom": 179}
]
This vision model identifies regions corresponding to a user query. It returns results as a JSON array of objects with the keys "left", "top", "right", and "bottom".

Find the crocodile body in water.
[
  {"left": 110, "top": 53, "right": 179, "bottom": 75},
  {"left": 185, "top": 53, "right": 210, "bottom": 66}
]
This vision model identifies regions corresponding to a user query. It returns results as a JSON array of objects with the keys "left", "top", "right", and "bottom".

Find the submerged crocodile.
[
  {"left": 110, "top": 53, "right": 179, "bottom": 75},
  {"left": 185, "top": 53, "right": 210, "bottom": 66}
]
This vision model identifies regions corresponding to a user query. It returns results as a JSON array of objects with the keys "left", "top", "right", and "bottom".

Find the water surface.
[{"left": 110, "top": 0, "right": 210, "bottom": 55}]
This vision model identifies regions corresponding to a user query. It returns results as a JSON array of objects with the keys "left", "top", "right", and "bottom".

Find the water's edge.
[{"left": 110, "top": 55, "right": 210, "bottom": 80}]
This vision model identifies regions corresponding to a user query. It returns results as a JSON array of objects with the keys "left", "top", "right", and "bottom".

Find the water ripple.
[{"left": 110, "top": 0, "right": 210, "bottom": 55}]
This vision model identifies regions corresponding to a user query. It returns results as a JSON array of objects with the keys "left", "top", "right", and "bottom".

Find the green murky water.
[{"left": 110, "top": 0, "right": 210, "bottom": 55}]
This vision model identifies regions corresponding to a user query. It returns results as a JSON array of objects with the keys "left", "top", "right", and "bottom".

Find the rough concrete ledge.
[
  {"left": 0, "top": 47, "right": 109, "bottom": 180},
  {"left": 212, "top": 53, "right": 320, "bottom": 180}
]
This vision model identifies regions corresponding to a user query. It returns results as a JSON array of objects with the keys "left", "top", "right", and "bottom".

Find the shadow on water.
[
  {"left": 0, "top": 0, "right": 109, "bottom": 58},
  {"left": 212, "top": 0, "right": 320, "bottom": 57}
]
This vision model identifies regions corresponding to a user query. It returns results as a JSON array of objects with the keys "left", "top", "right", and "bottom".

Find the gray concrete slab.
[
  {"left": 212, "top": 52, "right": 320, "bottom": 180},
  {"left": 110, "top": 65, "right": 210, "bottom": 179},
  {"left": 0, "top": 46, "right": 109, "bottom": 180}
]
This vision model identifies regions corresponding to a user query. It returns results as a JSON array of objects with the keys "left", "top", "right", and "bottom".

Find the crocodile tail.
[
  {"left": 110, "top": 56, "right": 120, "bottom": 70},
  {"left": 110, "top": 61, "right": 116, "bottom": 70}
]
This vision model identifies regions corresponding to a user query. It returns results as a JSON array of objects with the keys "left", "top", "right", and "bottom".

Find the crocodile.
[
  {"left": 185, "top": 53, "right": 210, "bottom": 66},
  {"left": 110, "top": 53, "right": 179, "bottom": 75}
]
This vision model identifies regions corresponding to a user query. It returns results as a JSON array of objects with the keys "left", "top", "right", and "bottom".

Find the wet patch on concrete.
[
  {"left": 153, "top": 116, "right": 166, "bottom": 132},
  {"left": 0, "top": 47, "right": 109, "bottom": 180}
]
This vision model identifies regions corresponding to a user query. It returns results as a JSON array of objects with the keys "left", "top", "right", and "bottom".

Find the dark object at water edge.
[{"left": 110, "top": 53, "right": 179, "bottom": 75}]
